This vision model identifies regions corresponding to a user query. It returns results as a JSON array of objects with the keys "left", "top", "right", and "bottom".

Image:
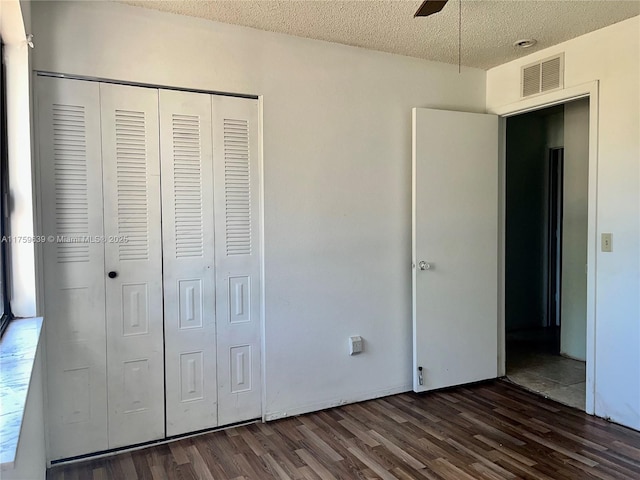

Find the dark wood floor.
[{"left": 48, "top": 380, "right": 640, "bottom": 480}]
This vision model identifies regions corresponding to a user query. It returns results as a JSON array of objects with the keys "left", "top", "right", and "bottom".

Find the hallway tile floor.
[{"left": 507, "top": 346, "right": 586, "bottom": 410}]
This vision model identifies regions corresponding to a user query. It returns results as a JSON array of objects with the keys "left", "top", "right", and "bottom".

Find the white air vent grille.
[
  {"left": 521, "top": 54, "right": 564, "bottom": 97},
  {"left": 52, "top": 104, "right": 90, "bottom": 263},
  {"left": 522, "top": 64, "right": 541, "bottom": 97},
  {"left": 115, "top": 109, "right": 150, "bottom": 261},
  {"left": 541, "top": 56, "right": 562, "bottom": 92},
  {"left": 223, "top": 118, "right": 251, "bottom": 256},
  {"left": 172, "top": 113, "right": 204, "bottom": 258}
]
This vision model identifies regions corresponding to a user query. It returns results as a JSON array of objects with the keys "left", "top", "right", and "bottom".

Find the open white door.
[{"left": 412, "top": 108, "right": 498, "bottom": 392}]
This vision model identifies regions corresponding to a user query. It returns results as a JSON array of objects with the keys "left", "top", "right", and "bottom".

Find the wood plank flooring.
[{"left": 47, "top": 380, "right": 640, "bottom": 480}]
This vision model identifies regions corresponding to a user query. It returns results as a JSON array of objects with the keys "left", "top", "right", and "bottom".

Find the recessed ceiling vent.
[{"left": 521, "top": 53, "right": 564, "bottom": 98}]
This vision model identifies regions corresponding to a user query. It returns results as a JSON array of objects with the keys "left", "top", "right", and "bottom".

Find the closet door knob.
[{"left": 108, "top": 271, "right": 118, "bottom": 279}]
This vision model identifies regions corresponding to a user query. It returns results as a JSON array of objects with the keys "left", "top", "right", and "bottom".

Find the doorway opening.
[{"left": 505, "top": 98, "right": 589, "bottom": 410}]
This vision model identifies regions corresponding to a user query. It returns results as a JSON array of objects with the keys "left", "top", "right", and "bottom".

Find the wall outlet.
[
  {"left": 349, "top": 336, "right": 363, "bottom": 355},
  {"left": 601, "top": 233, "right": 613, "bottom": 252}
]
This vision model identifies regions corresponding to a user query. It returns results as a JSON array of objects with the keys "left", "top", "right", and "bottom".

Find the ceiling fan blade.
[{"left": 414, "top": 0, "right": 448, "bottom": 17}]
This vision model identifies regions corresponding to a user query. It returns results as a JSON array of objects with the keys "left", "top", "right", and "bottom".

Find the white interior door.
[
  {"left": 37, "top": 76, "right": 108, "bottom": 460},
  {"left": 412, "top": 108, "right": 499, "bottom": 392},
  {"left": 212, "top": 96, "right": 262, "bottom": 425},
  {"left": 100, "top": 83, "right": 165, "bottom": 447},
  {"left": 160, "top": 90, "right": 218, "bottom": 436}
]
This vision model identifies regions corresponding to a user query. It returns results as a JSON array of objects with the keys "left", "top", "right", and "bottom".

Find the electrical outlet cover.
[
  {"left": 601, "top": 233, "right": 612, "bottom": 252},
  {"left": 349, "top": 336, "right": 363, "bottom": 355}
]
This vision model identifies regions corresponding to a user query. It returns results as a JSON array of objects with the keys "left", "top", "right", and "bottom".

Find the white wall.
[
  {"left": 31, "top": 1, "right": 486, "bottom": 419},
  {"left": 545, "top": 111, "right": 564, "bottom": 150},
  {"left": 561, "top": 98, "right": 589, "bottom": 361},
  {"left": 488, "top": 17, "right": 640, "bottom": 430}
]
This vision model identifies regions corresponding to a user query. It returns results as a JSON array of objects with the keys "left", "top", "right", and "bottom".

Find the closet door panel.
[
  {"left": 160, "top": 90, "right": 217, "bottom": 436},
  {"left": 100, "top": 83, "right": 164, "bottom": 448},
  {"left": 212, "top": 96, "right": 262, "bottom": 425},
  {"left": 37, "top": 76, "right": 108, "bottom": 460}
]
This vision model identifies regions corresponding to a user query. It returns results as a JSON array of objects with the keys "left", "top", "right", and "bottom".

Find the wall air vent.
[
  {"left": 522, "top": 63, "right": 541, "bottom": 97},
  {"left": 521, "top": 53, "right": 564, "bottom": 98}
]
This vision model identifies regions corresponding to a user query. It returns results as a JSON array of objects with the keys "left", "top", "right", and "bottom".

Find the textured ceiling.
[{"left": 120, "top": 1, "right": 640, "bottom": 70}]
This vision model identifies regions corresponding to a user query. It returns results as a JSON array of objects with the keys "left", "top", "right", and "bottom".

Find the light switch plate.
[{"left": 601, "top": 233, "right": 612, "bottom": 252}]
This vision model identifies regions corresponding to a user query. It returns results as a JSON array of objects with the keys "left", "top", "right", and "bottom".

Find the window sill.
[{"left": 0, "top": 317, "right": 43, "bottom": 470}]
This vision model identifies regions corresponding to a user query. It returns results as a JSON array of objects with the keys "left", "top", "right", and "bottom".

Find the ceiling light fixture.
[{"left": 514, "top": 39, "right": 537, "bottom": 48}]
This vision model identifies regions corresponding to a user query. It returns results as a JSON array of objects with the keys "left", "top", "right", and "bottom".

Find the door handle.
[
  {"left": 418, "top": 261, "right": 432, "bottom": 271},
  {"left": 108, "top": 271, "right": 118, "bottom": 279}
]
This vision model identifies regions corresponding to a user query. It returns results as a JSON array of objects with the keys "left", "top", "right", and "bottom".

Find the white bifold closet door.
[
  {"left": 38, "top": 77, "right": 109, "bottom": 460},
  {"left": 212, "top": 96, "right": 262, "bottom": 425},
  {"left": 162, "top": 92, "right": 263, "bottom": 431},
  {"left": 38, "top": 76, "right": 262, "bottom": 460},
  {"left": 160, "top": 90, "right": 218, "bottom": 436},
  {"left": 100, "top": 83, "right": 165, "bottom": 448}
]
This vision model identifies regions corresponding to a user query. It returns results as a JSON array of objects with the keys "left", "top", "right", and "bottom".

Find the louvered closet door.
[
  {"left": 212, "top": 96, "right": 262, "bottom": 425},
  {"left": 99, "top": 83, "right": 165, "bottom": 448},
  {"left": 37, "top": 77, "right": 108, "bottom": 460},
  {"left": 160, "top": 90, "right": 218, "bottom": 436}
]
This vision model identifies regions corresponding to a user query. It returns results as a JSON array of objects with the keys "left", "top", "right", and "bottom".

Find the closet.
[{"left": 37, "top": 76, "right": 262, "bottom": 460}]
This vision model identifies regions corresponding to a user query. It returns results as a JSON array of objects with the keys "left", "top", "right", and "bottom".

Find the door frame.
[
  {"left": 490, "top": 81, "right": 599, "bottom": 415},
  {"left": 547, "top": 147, "right": 564, "bottom": 345}
]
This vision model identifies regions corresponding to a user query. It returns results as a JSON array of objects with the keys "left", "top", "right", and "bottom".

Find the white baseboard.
[{"left": 264, "top": 383, "right": 413, "bottom": 422}]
